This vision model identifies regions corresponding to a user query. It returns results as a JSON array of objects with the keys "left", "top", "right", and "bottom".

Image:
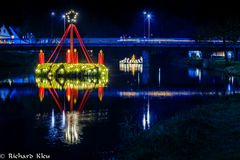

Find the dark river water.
[{"left": 0, "top": 48, "right": 239, "bottom": 159}]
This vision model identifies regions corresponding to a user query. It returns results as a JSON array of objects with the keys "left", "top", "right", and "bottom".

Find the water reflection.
[
  {"left": 188, "top": 68, "right": 201, "bottom": 82},
  {"left": 0, "top": 88, "right": 17, "bottom": 102},
  {"left": 226, "top": 76, "right": 234, "bottom": 95},
  {"left": 0, "top": 89, "right": 10, "bottom": 101},
  {"left": 158, "top": 68, "right": 161, "bottom": 87},
  {"left": 0, "top": 75, "right": 35, "bottom": 101},
  {"left": 1, "top": 64, "right": 240, "bottom": 147},
  {"left": 142, "top": 97, "right": 150, "bottom": 130},
  {"left": 51, "top": 108, "right": 55, "bottom": 128},
  {"left": 62, "top": 110, "right": 66, "bottom": 128},
  {"left": 35, "top": 76, "right": 108, "bottom": 90},
  {"left": 65, "top": 111, "right": 80, "bottom": 144},
  {"left": 118, "top": 90, "right": 235, "bottom": 97},
  {"left": 119, "top": 63, "right": 143, "bottom": 76},
  {"left": 0, "top": 75, "right": 35, "bottom": 85},
  {"left": 36, "top": 76, "right": 108, "bottom": 145},
  {"left": 44, "top": 108, "right": 108, "bottom": 145}
]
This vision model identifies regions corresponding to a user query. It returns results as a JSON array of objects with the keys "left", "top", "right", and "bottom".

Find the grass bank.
[
  {"left": 120, "top": 95, "right": 240, "bottom": 160},
  {"left": 186, "top": 58, "right": 240, "bottom": 77}
]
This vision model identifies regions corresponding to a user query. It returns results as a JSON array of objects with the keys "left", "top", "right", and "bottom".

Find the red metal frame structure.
[
  {"left": 46, "top": 24, "right": 93, "bottom": 63},
  {"left": 38, "top": 18, "right": 106, "bottom": 112},
  {"left": 43, "top": 86, "right": 92, "bottom": 113},
  {"left": 40, "top": 23, "right": 95, "bottom": 112}
]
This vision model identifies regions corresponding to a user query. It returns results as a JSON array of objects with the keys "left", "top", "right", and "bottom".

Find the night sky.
[{"left": 0, "top": 0, "right": 239, "bottom": 37}]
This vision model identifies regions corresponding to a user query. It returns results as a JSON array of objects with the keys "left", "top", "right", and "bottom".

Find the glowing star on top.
[{"left": 66, "top": 10, "right": 79, "bottom": 23}]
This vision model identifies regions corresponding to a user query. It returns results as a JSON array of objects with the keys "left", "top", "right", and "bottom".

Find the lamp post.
[
  {"left": 143, "top": 11, "right": 147, "bottom": 38},
  {"left": 51, "top": 12, "right": 55, "bottom": 38},
  {"left": 62, "top": 15, "right": 66, "bottom": 32},
  {"left": 147, "top": 14, "right": 151, "bottom": 39}
]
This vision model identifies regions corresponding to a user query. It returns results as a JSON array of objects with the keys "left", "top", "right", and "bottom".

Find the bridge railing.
[
  {"left": 1, "top": 37, "right": 240, "bottom": 47},
  {"left": 0, "top": 37, "right": 197, "bottom": 44}
]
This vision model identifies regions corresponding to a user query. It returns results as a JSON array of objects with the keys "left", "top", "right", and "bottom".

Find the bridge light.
[{"left": 51, "top": 12, "right": 55, "bottom": 16}]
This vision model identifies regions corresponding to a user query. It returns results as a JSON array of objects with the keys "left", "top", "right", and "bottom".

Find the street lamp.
[
  {"left": 51, "top": 12, "right": 55, "bottom": 16},
  {"left": 51, "top": 12, "right": 55, "bottom": 38},
  {"left": 147, "top": 14, "right": 151, "bottom": 38},
  {"left": 143, "top": 11, "right": 147, "bottom": 38},
  {"left": 62, "top": 15, "right": 66, "bottom": 32}
]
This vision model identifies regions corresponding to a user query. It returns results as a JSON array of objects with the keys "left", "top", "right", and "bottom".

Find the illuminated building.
[
  {"left": 188, "top": 50, "right": 202, "bottom": 59},
  {"left": 0, "top": 24, "right": 20, "bottom": 44},
  {"left": 119, "top": 54, "right": 143, "bottom": 64},
  {"left": 211, "top": 51, "right": 234, "bottom": 59}
]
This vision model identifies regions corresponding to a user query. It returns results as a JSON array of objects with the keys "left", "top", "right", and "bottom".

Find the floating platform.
[
  {"left": 35, "top": 63, "right": 108, "bottom": 78},
  {"left": 36, "top": 76, "right": 108, "bottom": 90},
  {"left": 35, "top": 63, "right": 108, "bottom": 90},
  {"left": 35, "top": 22, "right": 108, "bottom": 89}
]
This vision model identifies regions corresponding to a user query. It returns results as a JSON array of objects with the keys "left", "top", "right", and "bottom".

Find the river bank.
[
  {"left": 119, "top": 95, "right": 240, "bottom": 160},
  {"left": 187, "top": 58, "right": 240, "bottom": 77},
  {"left": 118, "top": 58, "right": 240, "bottom": 160}
]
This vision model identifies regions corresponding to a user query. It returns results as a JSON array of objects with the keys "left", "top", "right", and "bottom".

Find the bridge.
[{"left": 1, "top": 37, "right": 240, "bottom": 49}]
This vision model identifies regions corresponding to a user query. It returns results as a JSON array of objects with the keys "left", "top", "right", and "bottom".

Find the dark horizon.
[{"left": 1, "top": 0, "right": 240, "bottom": 37}]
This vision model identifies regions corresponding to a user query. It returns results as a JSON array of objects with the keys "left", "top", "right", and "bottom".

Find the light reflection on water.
[
  {"left": 142, "top": 97, "right": 151, "bottom": 130},
  {"left": 33, "top": 73, "right": 109, "bottom": 145},
  {"left": 118, "top": 90, "right": 240, "bottom": 97},
  {"left": 188, "top": 68, "right": 201, "bottom": 82},
  {"left": 65, "top": 111, "right": 80, "bottom": 144},
  {"left": 187, "top": 68, "right": 238, "bottom": 95},
  {"left": 43, "top": 109, "right": 108, "bottom": 145},
  {"left": 2, "top": 60, "right": 240, "bottom": 155},
  {"left": 119, "top": 63, "right": 143, "bottom": 76}
]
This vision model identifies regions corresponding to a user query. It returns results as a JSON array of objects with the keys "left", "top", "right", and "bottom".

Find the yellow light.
[
  {"left": 65, "top": 10, "right": 79, "bottom": 24},
  {"left": 35, "top": 63, "right": 108, "bottom": 88},
  {"left": 131, "top": 54, "right": 136, "bottom": 61}
]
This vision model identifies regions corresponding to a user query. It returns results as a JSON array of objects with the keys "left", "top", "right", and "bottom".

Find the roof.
[{"left": 0, "top": 24, "right": 19, "bottom": 39}]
